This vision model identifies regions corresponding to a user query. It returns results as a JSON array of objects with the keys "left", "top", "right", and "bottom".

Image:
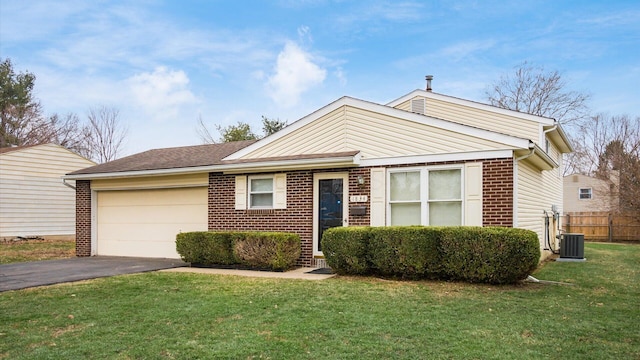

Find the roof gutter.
[
  {"left": 63, "top": 154, "right": 361, "bottom": 181},
  {"left": 543, "top": 121, "right": 574, "bottom": 153},
  {"left": 62, "top": 178, "right": 76, "bottom": 190}
]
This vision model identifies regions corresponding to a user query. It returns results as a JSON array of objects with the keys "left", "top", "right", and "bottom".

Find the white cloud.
[
  {"left": 127, "top": 67, "right": 199, "bottom": 121},
  {"left": 439, "top": 40, "right": 496, "bottom": 62},
  {"left": 334, "top": 67, "right": 347, "bottom": 86},
  {"left": 297, "top": 25, "right": 313, "bottom": 44},
  {"left": 266, "top": 42, "right": 326, "bottom": 108}
]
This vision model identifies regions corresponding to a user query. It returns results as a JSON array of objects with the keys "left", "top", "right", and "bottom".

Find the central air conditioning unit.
[{"left": 557, "top": 233, "right": 586, "bottom": 262}]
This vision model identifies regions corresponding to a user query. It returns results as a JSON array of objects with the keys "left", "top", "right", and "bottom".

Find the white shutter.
[
  {"left": 370, "top": 168, "right": 386, "bottom": 226},
  {"left": 235, "top": 176, "right": 247, "bottom": 210},
  {"left": 464, "top": 162, "right": 483, "bottom": 226},
  {"left": 273, "top": 173, "right": 287, "bottom": 209}
]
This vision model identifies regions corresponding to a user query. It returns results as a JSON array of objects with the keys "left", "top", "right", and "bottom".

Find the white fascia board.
[
  {"left": 387, "top": 90, "right": 556, "bottom": 125},
  {"left": 220, "top": 154, "right": 360, "bottom": 174},
  {"left": 63, "top": 154, "right": 360, "bottom": 180},
  {"left": 515, "top": 144, "right": 558, "bottom": 170},
  {"left": 360, "top": 150, "right": 514, "bottom": 167},
  {"left": 543, "top": 123, "right": 574, "bottom": 153},
  {"left": 226, "top": 95, "right": 532, "bottom": 161},
  {"left": 533, "top": 144, "right": 559, "bottom": 169}
]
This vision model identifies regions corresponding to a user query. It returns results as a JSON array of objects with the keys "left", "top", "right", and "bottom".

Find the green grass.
[
  {"left": 1, "top": 243, "right": 638, "bottom": 359},
  {"left": 0, "top": 239, "right": 75, "bottom": 264}
]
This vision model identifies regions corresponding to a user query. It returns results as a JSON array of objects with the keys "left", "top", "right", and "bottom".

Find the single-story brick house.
[{"left": 64, "top": 88, "right": 572, "bottom": 266}]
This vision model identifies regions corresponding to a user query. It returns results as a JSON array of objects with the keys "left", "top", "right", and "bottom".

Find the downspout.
[
  {"left": 543, "top": 122, "right": 558, "bottom": 140},
  {"left": 62, "top": 178, "right": 76, "bottom": 190},
  {"left": 542, "top": 122, "right": 558, "bottom": 154},
  {"left": 513, "top": 142, "right": 535, "bottom": 227}
]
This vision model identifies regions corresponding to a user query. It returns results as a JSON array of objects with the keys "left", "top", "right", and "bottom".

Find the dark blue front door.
[{"left": 317, "top": 178, "right": 344, "bottom": 253}]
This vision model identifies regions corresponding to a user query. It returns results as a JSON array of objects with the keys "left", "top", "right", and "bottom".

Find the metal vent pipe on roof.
[{"left": 425, "top": 75, "right": 433, "bottom": 91}]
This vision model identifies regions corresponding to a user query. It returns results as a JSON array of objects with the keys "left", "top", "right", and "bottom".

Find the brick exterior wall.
[
  {"left": 209, "top": 169, "right": 370, "bottom": 267},
  {"left": 208, "top": 158, "right": 514, "bottom": 266},
  {"left": 75, "top": 180, "right": 92, "bottom": 257},
  {"left": 482, "top": 158, "right": 514, "bottom": 227},
  {"left": 73, "top": 157, "right": 514, "bottom": 263}
]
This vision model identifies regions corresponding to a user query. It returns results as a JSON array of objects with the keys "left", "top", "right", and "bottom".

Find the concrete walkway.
[{"left": 161, "top": 266, "right": 336, "bottom": 280}]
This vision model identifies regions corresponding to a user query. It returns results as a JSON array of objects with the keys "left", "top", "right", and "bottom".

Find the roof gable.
[
  {"left": 226, "top": 96, "right": 531, "bottom": 161},
  {"left": 387, "top": 90, "right": 556, "bottom": 124},
  {"left": 0, "top": 143, "right": 95, "bottom": 164},
  {"left": 387, "top": 90, "right": 573, "bottom": 153}
]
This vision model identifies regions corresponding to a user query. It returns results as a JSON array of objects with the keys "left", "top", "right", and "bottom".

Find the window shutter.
[
  {"left": 464, "top": 162, "right": 483, "bottom": 226},
  {"left": 273, "top": 173, "right": 287, "bottom": 209},
  {"left": 370, "top": 168, "right": 386, "bottom": 226},
  {"left": 235, "top": 175, "right": 247, "bottom": 210}
]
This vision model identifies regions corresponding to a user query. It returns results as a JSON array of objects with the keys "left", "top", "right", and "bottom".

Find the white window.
[
  {"left": 579, "top": 188, "right": 592, "bottom": 200},
  {"left": 388, "top": 167, "right": 463, "bottom": 226},
  {"left": 236, "top": 174, "right": 287, "bottom": 210},
  {"left": 428, "top": 169, "right": 462, "bottom": 226},
  {"left": 389, "top": 171, "right": 421, "bottom": 225},
  {"left": 249, "top": 176, "right": 274, "bottom": 208}
]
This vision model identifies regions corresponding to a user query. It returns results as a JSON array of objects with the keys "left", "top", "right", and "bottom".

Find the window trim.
[
  {"left": 386, "top": 165, "right": 465, "bottom": 226},
  {"left": 248, "top": 175, "right": 274, "bottom": 209},
  {"left": 579, "top": 187, "right": 592, "bottom": 200}
]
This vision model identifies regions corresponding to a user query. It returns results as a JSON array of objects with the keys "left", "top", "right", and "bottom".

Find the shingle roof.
[{"left": 68, "top": 140, "right": 257, "bottom": 175}]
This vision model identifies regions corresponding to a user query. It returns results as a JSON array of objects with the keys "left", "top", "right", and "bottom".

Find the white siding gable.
[
  {"left": 228, "top": 98, "right": 529, "bottom": 162},
  {"left": 0, "top": 144, "right": 96, "bottom": 238}
]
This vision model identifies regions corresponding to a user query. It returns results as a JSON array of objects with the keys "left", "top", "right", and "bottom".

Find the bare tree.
[
  {"left": 83, "top": 106, "right": 128, "bottom": 163},
  {"left": 485, "top": 62, "right": 590, "bottom": 126},
  {"left": 196, "top": 115, "right": 217, "bottom": 144},
  {"left": 569, "top": 114, "right": 640, "bottom": 212},
  {"left": 45, "top": 113, "right": 87, "bottom": 154}
]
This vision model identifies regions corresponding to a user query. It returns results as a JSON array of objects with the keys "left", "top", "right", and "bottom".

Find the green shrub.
[
  {"left": 322, "top": 226, "right": 540, "bottom": 284},
  {"left": 176, "top": 231, "right": 300, "bottom": 271},
  {"left": 438, "top": 227, "right": 540, "bottom": 284},
  {"left": 233, "top": 232, "right": 301, "bottom": 271},
  {"left": 323, "top": 227, "right": 371, "bottom": 275},
  {"left": 176, "top": 232, "right": 236, "bottom": 265},
  {"left": 369, "top": 226, "right": 441, "bottom": 279}
]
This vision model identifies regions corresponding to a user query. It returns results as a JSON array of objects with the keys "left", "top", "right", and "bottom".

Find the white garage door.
[{"left": 97, "top": 187, "right": 208, "bottom": 258}]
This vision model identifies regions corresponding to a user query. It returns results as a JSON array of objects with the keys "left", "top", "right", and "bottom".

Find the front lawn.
[
  {"left": 0, "top": 238, "right": 75, "bottom": 264},
  {"left": 1, "top": 243, "right": 638, "bottom": 359}
]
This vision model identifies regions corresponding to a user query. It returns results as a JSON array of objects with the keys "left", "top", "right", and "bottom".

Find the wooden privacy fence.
[{"left": 564, "top": 212, "right": 640, "bottom": 242}]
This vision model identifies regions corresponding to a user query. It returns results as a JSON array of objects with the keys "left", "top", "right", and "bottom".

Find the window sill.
[{"left": 244, "top": 209, "right": 276, "bottom": 215}]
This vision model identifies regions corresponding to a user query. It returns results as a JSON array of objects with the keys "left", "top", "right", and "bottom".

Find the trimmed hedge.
[
  {"left": 234, "top": 232, "right": 301, "bottom": 271},
  {"left": 176, "top": 231, "right": 301, "bottom": 271},
  {"left": 175, "top": 231, "right": 236, "bottom": 265},
  {"left": 322, "top": 227, "right": 370, "bottom": 275},
  {"left": 323, "top": 226, "right": 540, "bottom": 284},
  {"left": 438, "top": 227, "right": 540, "bottom": 284},
  {"left": 369, "top": 226, "right": 442, "bottom": 279}
]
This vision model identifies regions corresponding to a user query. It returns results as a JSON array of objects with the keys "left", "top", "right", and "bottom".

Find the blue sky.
[{"left": 1, "top": 0, "right": 639, "bottom": 156}]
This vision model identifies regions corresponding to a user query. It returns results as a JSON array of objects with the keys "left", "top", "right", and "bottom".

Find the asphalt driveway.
[{"left": 0, "top": 256, "right": 187, "bottom": 292}]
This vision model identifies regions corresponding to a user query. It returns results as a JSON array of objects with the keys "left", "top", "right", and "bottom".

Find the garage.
[{"left": 96, "top": 187, "right": 208, "bottom": 258}]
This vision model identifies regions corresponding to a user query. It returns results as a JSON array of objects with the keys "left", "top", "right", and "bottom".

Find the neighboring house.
[
  {"left": 0, "top": 143, "right": 96, "bottom": 241},
  {"left": 563, "top": 173, "right": 618, "bottom": 213},
  {"left": 65, "top": 88, "right": 572, "bottom": 265}
]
